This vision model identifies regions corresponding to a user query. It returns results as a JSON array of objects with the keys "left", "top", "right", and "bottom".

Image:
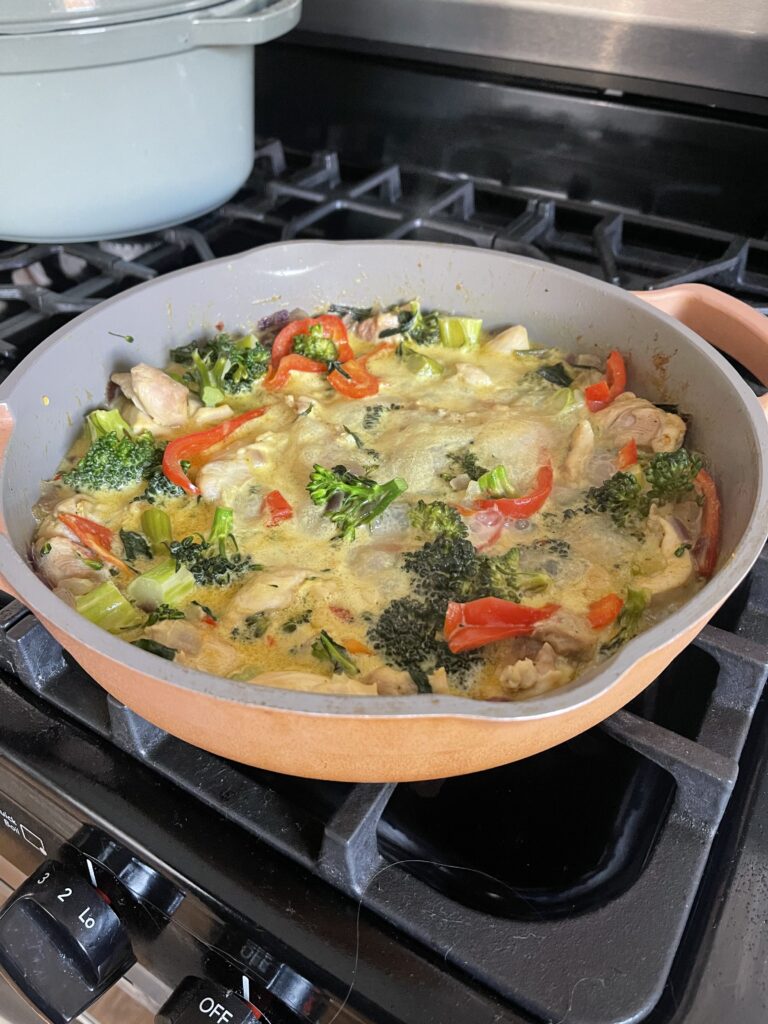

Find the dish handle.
[
  {"left": 634, "top": 284, "right": 768, "bottom": 419},
  {"left": 0, "top": 404, "right": 19, "bottom": 599},
  {"left": 190, "top": 0, "right": 302, "bottom": 46}
]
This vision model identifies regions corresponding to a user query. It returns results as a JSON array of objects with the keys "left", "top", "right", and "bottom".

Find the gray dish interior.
[{"left": 0, "top": 240, "right": 765, "bottom": 720}]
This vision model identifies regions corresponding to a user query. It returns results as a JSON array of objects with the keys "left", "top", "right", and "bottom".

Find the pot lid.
[{"left": 0, "top": 0, "right": 232, "bottom": 34}]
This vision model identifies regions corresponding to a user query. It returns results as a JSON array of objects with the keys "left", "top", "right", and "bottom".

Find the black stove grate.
[
  {"left": 2, "top": 139, "right": 768, "bottom": 373},
  {"left": 1, "top": 140, "right": 768, "bottom": 1024}
]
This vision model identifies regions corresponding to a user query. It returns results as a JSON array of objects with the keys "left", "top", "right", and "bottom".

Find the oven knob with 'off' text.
[{"left": 156, "top": 976, "right": 263, "bottom": 1024}]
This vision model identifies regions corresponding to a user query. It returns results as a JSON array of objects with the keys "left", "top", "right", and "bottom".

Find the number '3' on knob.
[{"left": 0, "top": 859, "right": 134, "bottom": 1024}]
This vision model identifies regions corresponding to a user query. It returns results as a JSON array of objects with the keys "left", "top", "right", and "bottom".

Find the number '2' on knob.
[{"left": 0, "top": 859, "right": 134, "bottom": 1024}]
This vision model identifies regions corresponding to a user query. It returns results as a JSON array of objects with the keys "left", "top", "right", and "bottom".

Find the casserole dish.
[
  {"left": 0, "top": 0, "right": 301, "bottom": 242},
  {"left": 0, "top": 240, "right": 766, "bottom": 781}
]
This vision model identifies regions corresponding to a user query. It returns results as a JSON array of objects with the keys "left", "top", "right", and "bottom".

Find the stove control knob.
[
  {"left": 157, "top": 976, "right": 263, "bottom": 1023},
  {"left": 0, "top": 859, "right": 134, "bottom": 1024}
]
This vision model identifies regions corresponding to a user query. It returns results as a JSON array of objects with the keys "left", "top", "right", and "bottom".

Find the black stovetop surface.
[{"left": 2, "top": 47, "right": 768, "bottom": 1023}]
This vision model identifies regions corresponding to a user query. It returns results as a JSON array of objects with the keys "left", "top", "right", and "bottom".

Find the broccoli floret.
[
  {"left": 63, "top": 431, "right": 160, "bottom": 493},
  {"left": 371, "top": 534, "right": 550, "bottom": 683},
  {"left": 139, "top": 463, "right": 189, "bottom": 504},
  {"left": 169, "top": 341, "right": 200, "bottom": 364},
  {"left": 371, "top": 538, "right": 478, "bottom": 683},
  {"left": 87, "top": 408, "right": 132, "bottom": 441},
  {"left": 208, "top": 507, "right": 234, "bottom": 556},
  {"left": 368, "top": 597, "right": 478, "bottom": 683},
  {"left": 292, "top": 323, "right": 339, "bottom": 363},
  {"left": 169, "top": 537, "right": 258, "bottom": 586},
  {"left": 381, "top": 303, "right": 441, "bottom": 346},
  {"left": 174, "top": 332, "right": 270, "bottom": 404},
  {"left": 311, "top": 630, "right": 359, "bottom": 676},
  {"left": 402, "top": 536, "right": 478, "bottom": 613},
  {"left": 440, "top": 448, "right": 488, "bottom": 483},
  {"left": 402, "top": 536, "right": 550, "bottom": 608},
  {"left": 307, "top": 464, "right": 408, "bottom": 541},
  {"left": 468, "top": 547, "right": 550, "bottom": 603},
  {"left": 645, "top": 448, "right": 702, "bottom": 505},
  {"left": 587, "top": 471, "right": 646, "bottom": 528},
  {"left": 231, "top": 612, "right": 270, "bottom": 641},
  {"left": 408, "top": 500, "right": 468, "bottom": 539},
  {"left": 601, "top": 588, "right": 649, "bottom": 653}
]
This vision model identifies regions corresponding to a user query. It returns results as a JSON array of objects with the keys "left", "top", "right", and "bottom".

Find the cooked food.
[{"left": 32, "top": 302, "right": 720, "bottom": 700}]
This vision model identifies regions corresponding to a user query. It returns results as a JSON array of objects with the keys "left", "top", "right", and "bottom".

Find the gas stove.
[{"left": 1, "top": 36, "right": 768, "bottom": 1024}]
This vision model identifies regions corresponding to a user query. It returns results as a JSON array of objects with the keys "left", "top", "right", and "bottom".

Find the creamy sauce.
[{"left": 32, "top": 310, "right": 710, "bottom": 700}]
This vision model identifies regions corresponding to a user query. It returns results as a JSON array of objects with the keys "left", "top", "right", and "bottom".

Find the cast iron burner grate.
[{"left": 1, "top": 140, "right": 767, "bottom": 1024}]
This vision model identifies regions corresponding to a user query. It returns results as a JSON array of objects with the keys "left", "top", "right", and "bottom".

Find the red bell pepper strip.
[
  {"left": 271, "top": 315, "right": 353, "bottom": 367},
  {"left": 263, "top": 489, "right": 293, "bottom": 527},
  {"left": 265, "top": 317, "right": 387, "bottom": 399},
  {"left": 162, "top": 407, "right": 267, "bottom": 496},
  {"left": 475, "top": 463, "right": 553, "bottom": 519},
  {"left": 585, "top": 350, "right": 627, "bottom": 412},
  {"left": 617, "top": 438, "right": 638, "bottom": 469},
  {"left": 58, "top": 513, "right": 132, "bottom": 574},
  {"left": 588, "top": 593, "right": 624, "bottom": 629},
  {"left": 693, "top": 469, "right": 721, "bottom": 578},
  {"left": 327, "top": 358, "right": 380, "bottom": 399},
  {"left": 444, "top": 597, "right": 559, "bottom": 652}
]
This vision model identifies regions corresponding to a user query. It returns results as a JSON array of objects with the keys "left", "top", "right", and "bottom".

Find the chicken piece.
[
  {"left": 187, "top": 400, "right": 235, "bottom": 428},
  {"left": 222, "top": 568, "right": 310, "bottom": 625},
  {"left": 146, "top": 619, "right": 204, "bottom": 655},
  {"left": 484, "top": 324, "right": 529, "bottom": 354},
  {"left": 283, "top": 394, "right": 314, "bottom": 416},
  {"left": 179, "top": 637, "right": 241, "bottom": 676},
  {"left": 37, "top": 536, "right": 110, "bottom": 589},
  {"left": 454, "top": 363, "right": 492, "bottom": 387},
  {"left": 562, "top": 420, "right": 595, "bottom": 484},
  {"left": 428, "top": 667, "right": 450, "bottom": 694},
  {"left": 250, "top": 670, "right": 376, "bottom": 695},
  {"left": 593, "top": 393, "right": 685, "bottom": 452},
  {"left": 533, "top": 609, "right": 595, "bottom": 658},
  {"left": 633, "top": 507, "right": 694, "bottom": 596},
  {"left": 196, "top": 442, "right": 269, "bottom": 503},
  {"left": 111, "top": 363, "right": 189, "bottom": 428},
  {"left": 364, "top": 665, "right": 452, "bottom": 696},
  {"left": 35, "top": 496, "right": 98, "bottom": 546},
  {"left": 53, "top": 577, "right": 102, "bottom": 606},
  {"left": 500, "top": 642, "right": 571, "bottom": 693},
  {"left": 355, "top": 311, "right": 400, "bottom": 343},
  {"left": 366, "top": 666, "right": 417, "bottom": 696}
]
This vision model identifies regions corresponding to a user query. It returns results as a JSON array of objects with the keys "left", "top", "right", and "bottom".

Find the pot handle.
[
  {"left": 190, "top": 0, "right": 302, "bottom": 46},
  {"left": 0, "top": 404, "right": 18, "bottom": 599},
  {"left": 634, "top": 284, "right": 768, "bottom": 418}
]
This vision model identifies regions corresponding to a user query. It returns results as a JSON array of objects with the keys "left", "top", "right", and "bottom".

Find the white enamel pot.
[{"left": 0, "top": 0, "right": 301, "bottom": 242}]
